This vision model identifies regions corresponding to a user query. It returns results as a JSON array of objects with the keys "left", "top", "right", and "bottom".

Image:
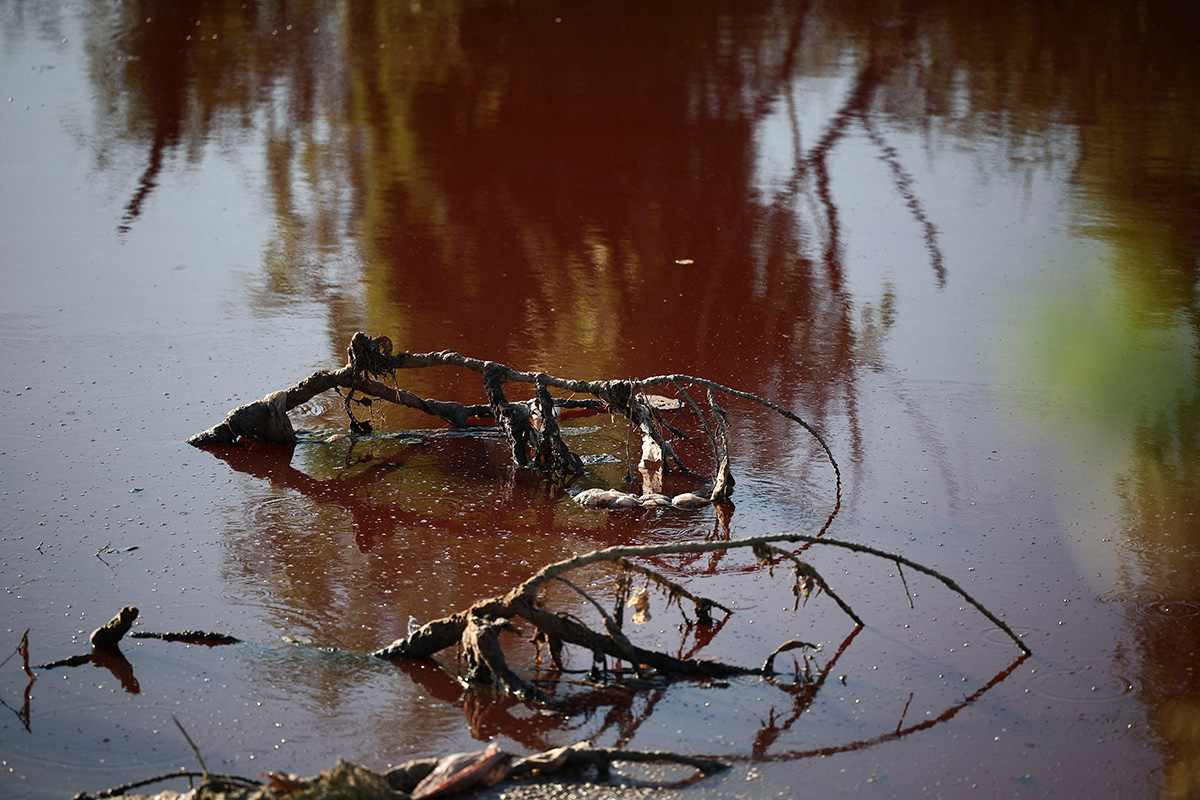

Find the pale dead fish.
[
  {"left": 573, "top": 488, "right": 615, "bottom": 506},
  {"left": 411, "top": 741, "right": 512, "bottom": 800},
  {"left": 609, "top": 493, "right": 641, "bottom": 508},
  {"left": 511, "top": 740, "right": 593, "bottom": 776},
  {"left": 671, "top": 492, "right": 711, "bottom": 508},
  {"left": 639, "top": 493, "right": 673, "bottom": 507},
  {"left": 574, "top": 488, "right": 639, "bottom": 508}
]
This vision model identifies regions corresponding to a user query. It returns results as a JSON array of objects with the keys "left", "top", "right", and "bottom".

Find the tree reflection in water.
[{"left": 60, "top": 0, "right": 1200, "bottom": 792}]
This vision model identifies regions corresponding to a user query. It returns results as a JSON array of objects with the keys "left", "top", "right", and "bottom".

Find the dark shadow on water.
[{"left": 392, "top": 623, "right": 1028, "bottom": 765}]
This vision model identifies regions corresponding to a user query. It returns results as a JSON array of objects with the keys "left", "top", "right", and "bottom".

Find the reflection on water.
[
  {"left": 992, "top": 4, "right": 1200, "bottom": 790},
  {"left": 3, "top": 0, "right": 1200, "bottom": 796}
]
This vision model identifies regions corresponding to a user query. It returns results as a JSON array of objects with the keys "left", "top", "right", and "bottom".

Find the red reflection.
[
  {"left": 748, "top": 651, "right": 1030, "bottom": 764},
  {"left": 205, "top": 441, "right": 419, "bottom": 552},
  {"left": 90, "top": 646, "right": 141, "bottom": 695}
]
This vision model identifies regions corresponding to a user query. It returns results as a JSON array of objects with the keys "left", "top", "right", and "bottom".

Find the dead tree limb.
[
  {"left": 460, "top": 614, "right": 551, "bottom": 704},
  {"left": 188, "top": 333, "right": 840, "bottom": 500},
  {"left": 549, "top": 534, "right": 1027, "bottom": 654},
  {"left": 38, "top": 538, "right": 1021, "bottom": 717},
  {"left": 187, "top": 334, "right": 497, "bottom": 446},
  {"left": 372, "top": 531, "right": 1028, "bottom": 706},
  {"left": 89, "top": 605, "right": 139, "bottom": 649}
]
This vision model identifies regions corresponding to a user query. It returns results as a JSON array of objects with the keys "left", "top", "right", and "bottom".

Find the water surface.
[{"left": 2, "top": 1, "right": 1199, "bottom": 797}]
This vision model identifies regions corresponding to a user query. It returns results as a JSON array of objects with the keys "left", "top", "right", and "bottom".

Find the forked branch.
[
  {"left": 371, "top": 531, "right": 1029, "bottom": 708},
  {"left": 188, "top": 333, "right": 841, "bottom": 504}
]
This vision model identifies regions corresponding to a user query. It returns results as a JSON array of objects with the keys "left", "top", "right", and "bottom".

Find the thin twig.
[
  {"left": 754, "top": 542, "right": 864, "bottom": 626},
  {"left": 613, "top": 557, "right": 734, "bottom": 618},
  {"left": 762, "top": 639, "right": 820, "bottom": 674},
  {"left": 632, "top": 373, "right": 841, "bottom": 490},
  {"left": 0, "top": 629, "right": 34, "bottom": 679},
  {"left": 519, "top": 533, "right": 1029, "bottom": 655},
  {"left": 131, "top": 631, "right": 241, "bottom": 644},
  {"left": 673, "top": 381, "right": 718, "bottom": 455},
  {"left": 551, "top": 575, "right": 639, "bottom": 663},
  {"left": 896, "top": 559, "right": 915, "bottom": 609},
  {"left": 171, "top": 714, "right": 208, "bottom": 778},
  {"left": 78, "top": 771, "right": 260, "bottom": 800},
  {"left": 896, "top": 691, "right": 915, "bottom": 734}
]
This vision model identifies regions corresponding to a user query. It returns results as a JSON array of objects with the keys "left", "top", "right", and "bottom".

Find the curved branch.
[
  {"left": 188, "top": 335, "right": 840, "bottom": 519},
  {"left": 513, "top": 533, "right": 1027, "bottom": 655},
  {"left": 612, "top": 556, "right": 733, "bottom": 623}
]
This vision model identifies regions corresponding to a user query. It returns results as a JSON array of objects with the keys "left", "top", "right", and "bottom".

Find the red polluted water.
[{"left": 2, "top": 1, "right": 1199, "bottom": 798}]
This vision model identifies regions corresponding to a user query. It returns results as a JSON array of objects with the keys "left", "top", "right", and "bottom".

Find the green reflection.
[
  {"left": 64, "top": 0, "right": 1200, "bottom": 792},
  {"left": 1009, "top": 53, "right": 1200, "bottom": 790},
  {"left": 1022, "top": 251, "right": 1196, "bottom": 428}
]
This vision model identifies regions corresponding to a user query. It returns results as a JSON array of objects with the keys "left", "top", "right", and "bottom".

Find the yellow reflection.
[
  {"left": 1010, "top": 143, "right": 1200, "bottom": 798},
  {"left": 1022, "top": 256, "right": 1196, "bottom": 430},
  {"left": 1164, "top": 700, "right": 1200, "bottom": 800}
]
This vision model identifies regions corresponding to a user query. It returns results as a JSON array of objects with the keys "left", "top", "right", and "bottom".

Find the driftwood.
[
  {"left": 90, "top": 606, "right": 140, "bottom": 649},
  {"left": 28, "top": 619, "right": 1030, "bottom": 800},
  {"left": 187, "top": 333, "right": 842, "bottom": 505},
  {"left": 49, "top": 616, "right": 725, "bottom": 800},
  {"left": 371, "top": 532, "right": 1030, "bottom": 708}
]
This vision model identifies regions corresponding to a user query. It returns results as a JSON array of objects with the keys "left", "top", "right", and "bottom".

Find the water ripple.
[
  {"left": 1141, "top": 600, "right": 1200, "bottom": 619},
  {"left": 1094, "top": 588, "right": 1167, "bottom": 607},
  {"left": 1027, "top": 669, "right": 1137, "bottom": 703}
]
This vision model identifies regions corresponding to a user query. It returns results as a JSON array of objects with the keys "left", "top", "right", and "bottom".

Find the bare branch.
[
  {"left": 612, "top": 556, "right": 733, "bottom": 623},
  {"left": 511, "top": 533, "right": 1027, "bottom": 655},
  {"left": 188, "top": 335, "right": 840, "bottom": 509}
]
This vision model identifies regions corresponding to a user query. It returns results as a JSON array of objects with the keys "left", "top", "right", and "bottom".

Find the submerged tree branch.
[
  {"left": 188, "top": 333, "right": 841, "bottom": 505},
  {"left": 45, "top": 522, "right": 1025, "bottom": 799},
  {"left": 371, "top": 530, "right": 1029, "bottom": 709}
]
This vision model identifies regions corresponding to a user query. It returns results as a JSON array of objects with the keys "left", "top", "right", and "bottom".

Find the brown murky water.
[{"left": 3, "top": 1, "right": 1199, "bottom": 797}]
